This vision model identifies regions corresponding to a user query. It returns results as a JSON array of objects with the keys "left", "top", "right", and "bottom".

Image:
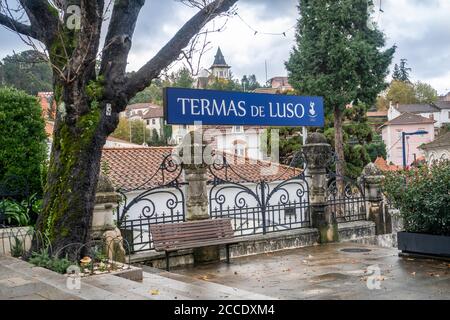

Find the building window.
[
  {"left": 152, "top": 119, "right": 156, "bottom": 125},
  {"left": 233, "top": 126, "right": 243, "bottom": 133},
  {"left": 146, "top": 120, "right": 150, "bottom": 125},
  {"left": 235, "top": 145, "right": 245, "bottom": 157}
]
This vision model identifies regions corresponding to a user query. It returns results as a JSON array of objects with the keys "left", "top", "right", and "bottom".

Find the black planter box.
[{"left": 398, "top": 231, "right": 450, "bottom": 258}]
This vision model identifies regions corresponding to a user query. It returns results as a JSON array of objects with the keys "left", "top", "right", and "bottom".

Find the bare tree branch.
[
  {"left": 66, "top": 0, "right": 104, "bottom": 82},
  {"left": 99, "top": 0, "right": 146, "bottom": 103},
  {"left": 0, "top": 11, "right": 37, "bottom": 38},
  {"left": 18, "top": 0, "right": 60, "bottom": 44},
  {"left": 124, "top": 0, "right": 238, "bottom": 102}
]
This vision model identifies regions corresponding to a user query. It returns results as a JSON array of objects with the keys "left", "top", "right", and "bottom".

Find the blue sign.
[{"left": 164, "top": 87, "right": 324, "bottom": 127}]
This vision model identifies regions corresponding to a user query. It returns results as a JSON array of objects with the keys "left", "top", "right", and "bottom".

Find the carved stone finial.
[
  {"left": 362, "top": 162, "right": 383, "bottom": 177},
  {"left": 305, "top": 132, "right": 328, "bottom": 145},
  {"left": 96, "top": 174, "right": 115, "bottom": 193}
]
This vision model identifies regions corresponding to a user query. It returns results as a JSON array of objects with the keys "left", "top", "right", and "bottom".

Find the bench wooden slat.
[
  {"left": 152, "top": 218, "right": 235, "bottom": 252},
  {"left": 152, "top": 218, "right": 237, "bottom": 270},
  {"left": 157, "top": 239, "right": 240, "bottom": 252},
  {"left": 151, "top": 226, "right": 233, "bottom": 239}
]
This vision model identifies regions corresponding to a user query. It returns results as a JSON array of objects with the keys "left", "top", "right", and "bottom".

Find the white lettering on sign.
[
  {"left": 177, "top": 98, "right": 310, "bottom": 119},
  {"left": 269, "top": 102, "right": 305, "bottom": 119},
  {"left": 178, "top": 98, "right": 247, "bottom": 117}
]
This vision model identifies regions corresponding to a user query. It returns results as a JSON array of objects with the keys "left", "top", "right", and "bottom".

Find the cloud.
[{"left": 0, "top": 0, "right": 449, "bottom": 94}]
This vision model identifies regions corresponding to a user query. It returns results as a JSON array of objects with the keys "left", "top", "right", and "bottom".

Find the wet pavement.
[{"left": 174, "top": 242, "right": 450, "bottom": 300}]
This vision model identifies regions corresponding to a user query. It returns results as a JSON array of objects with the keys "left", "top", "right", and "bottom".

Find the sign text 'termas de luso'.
[{"left": 164, "top": 87, "right": 324, "bottom": 127}]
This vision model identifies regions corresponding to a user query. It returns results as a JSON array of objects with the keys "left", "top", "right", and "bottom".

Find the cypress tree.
[{"left": 287, "top": 0, "right": 395, "bottom": 202}]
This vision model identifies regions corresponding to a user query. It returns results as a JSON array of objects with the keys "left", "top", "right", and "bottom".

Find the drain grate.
[{"left": 340, "top": 248, "right": 372, "bottom": 253}]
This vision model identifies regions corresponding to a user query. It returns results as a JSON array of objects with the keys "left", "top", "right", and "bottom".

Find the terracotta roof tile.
[
  {"left": 419, "top": 132, "right": 450, "bottom": 150},
  {"left": 374, "top": 157, "right": 400, "bottom": 171},
  {"left": 101, "top": 147, "right": 301, "bottom": 191},
  {"left": 380, "top": 112, "right": 435, "bottom": 128}
]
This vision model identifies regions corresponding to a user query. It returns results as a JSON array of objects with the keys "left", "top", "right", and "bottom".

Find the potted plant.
[{"left": 383, "top": 160, "right": 450, "bottom": 258}]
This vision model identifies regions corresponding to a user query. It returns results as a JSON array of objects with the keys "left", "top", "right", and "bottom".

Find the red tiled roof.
[
  {"left": 101, "top": 147, "right": 302, "bottom": 191},
  {"left": 380, "top": 112, "right": 435, "bottom": 128},
  {"left": 125, "top": 103, "right": 160, "bottom": 111},
  {"left": 367, "top": 111, "right": 388, "bottom": 117},
  {"left": 374, "top": 157, "right": 400, "bottom": 172},
  {"left": 142, "top": 106, "right": 164, "bottom": 119}
]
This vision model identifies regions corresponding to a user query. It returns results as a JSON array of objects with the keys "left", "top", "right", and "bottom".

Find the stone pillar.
[
  {"left": 361, "top": 163, "right": 386, "bottom": 235},
  {"left": 302, "top": 133, "right": 338, "bottom": 243},
  {"left": 180, "top": 130, "right": 218, "bottom": 263},
  {"left": 92, "top": 175, "right": 126, "bottom": 262}
]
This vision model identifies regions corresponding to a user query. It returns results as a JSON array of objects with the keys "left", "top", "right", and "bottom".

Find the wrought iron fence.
[
  {"left": 116, "top": 154, "right": 186, "bottom": 253},
  {"left": 115, "top": 150, "right": 372, "bottom": 254},
  {"left": 208, "top": 153, "right": 311, "bottom": 236},
  {"left": 326, "top": 173, "right": 367, "bottom": 222}
]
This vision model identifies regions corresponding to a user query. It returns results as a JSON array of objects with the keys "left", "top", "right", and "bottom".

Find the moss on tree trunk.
[{"left": 35, "top": 100, "right": 107, "bottom": 257}]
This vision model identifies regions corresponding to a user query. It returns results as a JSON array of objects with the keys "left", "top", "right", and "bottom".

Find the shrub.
[
  {"left": 383, "top": 160, "right": 450, "bottom": 236},
  {"left": 0, "top": 194, "right": 42, "bottom": 227},
  {"left": 29, "top": 248, "right": 75, "bottom": 274},
  {"left": 0, "top": 87, "right": 47, "bottom": 196}
]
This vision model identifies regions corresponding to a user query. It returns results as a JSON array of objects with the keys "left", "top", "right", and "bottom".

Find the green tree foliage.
[
  {"left": 207, "top": 77, "right": 242, "bottom": 91},
  {"left": 129, "top": 68, "right": 194, "bottom": 105},
  {"left": 392, "top": 58, "right": 411, "bottom": 83},
  {"left": 377, "top": 80, "right": 439, "bottom": 110},
  {"left": 169, "top": 67, "right": 194, "bottom": 88},
  {"left": 324, "top": 103, "right": 375, "bottom": 178},
  {"left": 366, "top": 134, "right": 387, "bottom": 162},
  {"left": 0, "top": 87, "right": 47, "bottom": 195},
  {"left": 241, "top": 74, "right": 261, "bottom": 91},
  {"left": 111, "top": 117, "right": 148, "bottom": 145},
  {"left": 414, "top": 81, "right": 438, "bottom": 103},
  {"left": 383, "top": 161, "right": 450, "bottom": 236},
  {"left": 386, "top": 80, "right": 416, "bottom": 104},
  {"left": 111, "top": 117, "right": 170, "bottom": 146},
  {"left": 286, "top": 0, "right": 394, "bottom": 178},
  {"left": 129, "top": 79, "right": 164, "bottom": 105},
  {"left": 0, "top": 51, "right": 53, "bottom": 95}
]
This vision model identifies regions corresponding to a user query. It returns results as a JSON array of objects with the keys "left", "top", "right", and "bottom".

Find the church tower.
[{"left": 210, "top": 47, "right": 231, "bottom": 79}]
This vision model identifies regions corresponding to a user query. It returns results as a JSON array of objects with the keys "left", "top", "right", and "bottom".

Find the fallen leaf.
[
  {"left": 308, "top": 255, "right": 314, "bottom": 259},
  {"left": 150, "top": 289, "right": 160, "bottom": 296},
  {"left": 282, "top": 268, "right": 291, "bottom": 272},
  {"left": 200, "top": 275, "right": 209, "bottom": 281},
  {"left": 411, "top": 272, "right": 416, "bottom": 276}
]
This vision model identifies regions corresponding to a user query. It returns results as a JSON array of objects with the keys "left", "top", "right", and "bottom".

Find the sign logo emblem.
[{"left": 309, "top": 102, "right": 317, "bottom": 118}]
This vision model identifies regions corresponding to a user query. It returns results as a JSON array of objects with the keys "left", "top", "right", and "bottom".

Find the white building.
[
  {"left": 419, "top": 132, "right": 450, "bottom": 164},
  {"left": 388, "top": 101, "right": 450, "bottom": 130}
]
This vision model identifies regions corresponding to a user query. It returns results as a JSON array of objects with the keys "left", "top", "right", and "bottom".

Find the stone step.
[
  {"left": 0, "top": 256, "right": 139, "bottom": 300},
  {"left": 84, "top": 274, "right": 188, "bottom": 300},
  {"left": 141, "top": 266, "right": 275, "bottom": 300}
]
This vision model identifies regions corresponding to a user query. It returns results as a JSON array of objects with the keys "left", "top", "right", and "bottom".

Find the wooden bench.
[{"left": 152, "top": 218, "right": 238, "bottom": 271}]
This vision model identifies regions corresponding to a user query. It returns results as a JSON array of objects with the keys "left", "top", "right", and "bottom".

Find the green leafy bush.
[
  {"left": 29, "top": 248, "right": 75, "bottom": 274},
  {"left": 0, "top": 194, "right": 42, "bottom": 227},
  {"left": 383, "top": 161, "right": 450, "bottom": 236},
  {"left": 0, "top": 87, "right": 47, "bottom": 196}
]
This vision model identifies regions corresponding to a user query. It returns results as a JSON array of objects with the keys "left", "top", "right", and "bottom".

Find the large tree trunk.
[
  {"left": 34, "top": 83, "right": 119, "bottom": 257},
  {"left": 334, "top": 106, "right": 346, "bottom": 221}
]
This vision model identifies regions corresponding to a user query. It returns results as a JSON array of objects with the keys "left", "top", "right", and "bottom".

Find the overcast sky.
[{"left": 1, "top": 0, "right": 449, "bottom": 94}]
